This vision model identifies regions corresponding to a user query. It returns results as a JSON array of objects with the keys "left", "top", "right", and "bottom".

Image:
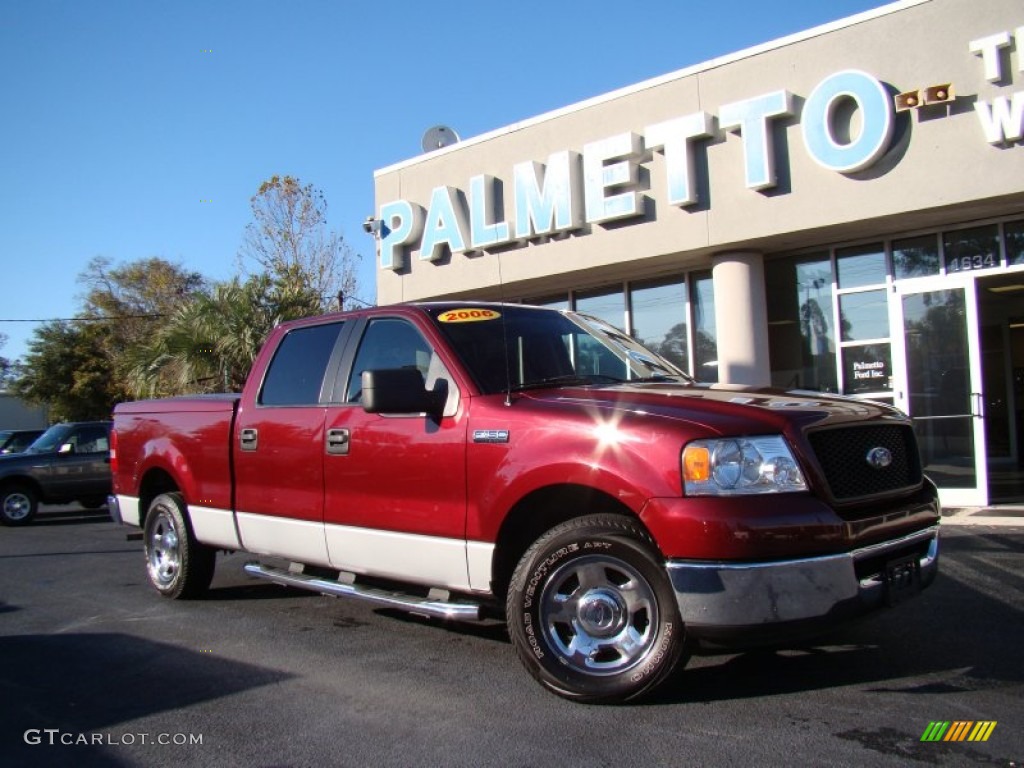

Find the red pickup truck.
[{"left": 110, "top": 302, "right": 940, "bottom": 702}]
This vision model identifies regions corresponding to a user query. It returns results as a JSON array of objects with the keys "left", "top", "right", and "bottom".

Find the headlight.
[{"left": 682, "top": 436, "right": 807, "bottom": 496}]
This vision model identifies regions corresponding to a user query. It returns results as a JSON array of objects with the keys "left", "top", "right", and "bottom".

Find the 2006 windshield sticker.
[{"left": 438, "top": 309, "right": 501, "bottom": 323}]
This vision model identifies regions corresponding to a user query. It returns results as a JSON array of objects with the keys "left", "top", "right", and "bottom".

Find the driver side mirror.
[
  {"left": 361, "top": 369, "right": 447, "bottom": 418},
  {"left": 58, "top": 442, "right": 76, "bottom": 455}
]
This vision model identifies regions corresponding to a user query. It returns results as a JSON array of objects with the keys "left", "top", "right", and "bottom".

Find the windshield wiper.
[
  {"left": 629, "top": 374, "right": 692, "bottom": 383},
  {"left": 510, "top": 374, "right": 623, "bottom": 392}
]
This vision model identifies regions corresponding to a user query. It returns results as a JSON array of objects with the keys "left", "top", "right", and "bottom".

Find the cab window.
[
  {"left": 260, "top": 323, "right": 345, "bottom": 406},
  {"left": 346, "top": 319, "right": 434, "bottom": 403}
]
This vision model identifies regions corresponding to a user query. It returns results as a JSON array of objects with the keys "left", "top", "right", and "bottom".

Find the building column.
[{"left": 711, "top": 250, "right": 771, "bottom": 386}]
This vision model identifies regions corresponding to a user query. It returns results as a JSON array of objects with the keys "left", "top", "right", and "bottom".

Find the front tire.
[
  {"left": 144, "top": 492, "right": 215, "bottom": 599},
  {"left": 1, "top": 484, "right": 38, "bottom": 526},
  {"left": 506, "top": 514, "right": 685, "bottom": 703}
]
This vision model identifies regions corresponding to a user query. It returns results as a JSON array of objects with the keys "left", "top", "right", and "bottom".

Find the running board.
[{"left": 243, "top": 562, "right": 483, "bottom": 621}]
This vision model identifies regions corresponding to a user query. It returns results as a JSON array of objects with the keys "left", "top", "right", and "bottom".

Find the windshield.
[
  {"left": 426, "top": 305, "right": 692, "bottom": 395},
  {"left": 25, "top": 424, "right": 73, "bottom": 454}
]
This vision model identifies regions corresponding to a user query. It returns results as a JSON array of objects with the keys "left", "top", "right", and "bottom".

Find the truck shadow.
[
  {"left": 0, "top": 632, "right": 295, "bottom": 767},
  {"left": 646, "top": 530, "right": 1023, "bottom": 706}
]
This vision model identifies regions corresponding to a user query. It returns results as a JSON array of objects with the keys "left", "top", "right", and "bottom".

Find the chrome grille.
[{"left": 807, "top": 424, "right": 922, "bottom": 502}]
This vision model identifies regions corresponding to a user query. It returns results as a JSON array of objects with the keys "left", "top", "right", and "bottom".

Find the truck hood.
[{"left": 524, "top": 381, "right": 905, "bottom": 436}]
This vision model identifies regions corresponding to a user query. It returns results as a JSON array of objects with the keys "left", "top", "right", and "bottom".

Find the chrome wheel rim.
[
  {"left": 3, "top": 492, "right": 31, "bottom": 521},
  {"left": 539, "top": 555, "right": 659, "bottom": 676},
  {"left": 147, "top": 508, "right": 181, "bottom": 587}
]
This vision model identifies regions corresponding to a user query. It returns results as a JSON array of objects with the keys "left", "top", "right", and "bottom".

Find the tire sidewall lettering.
[{"left": 629, "top": 621, "right": 674, "bottom": 683}]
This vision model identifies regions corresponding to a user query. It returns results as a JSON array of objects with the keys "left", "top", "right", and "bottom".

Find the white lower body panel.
[
  {"left": 236, "top": 512, "right": 331, "bottom": 568},
  {"left": 120, "top": 494, "right": 495, "bottom": 595},
  {"left": 189, "top": 505, "right": 242, "bottom": 550}
]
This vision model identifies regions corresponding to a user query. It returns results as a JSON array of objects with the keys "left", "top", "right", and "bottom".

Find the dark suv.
[
  {"left": 0, "top": 421, "right": 112, "bottom": 525},
  {"left": 0, "top": 429, "right": 45, "bottom": 455}
]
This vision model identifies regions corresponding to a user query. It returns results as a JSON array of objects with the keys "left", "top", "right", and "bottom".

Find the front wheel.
[
  {"left": 506, "top": 514, "right": 685, "bottom": 703},
  {"left": 143, "top": 492, "right": 215, "bottom": 599},
  {"left": 1, "top": 484, "right": 38, "bottom": 526}
]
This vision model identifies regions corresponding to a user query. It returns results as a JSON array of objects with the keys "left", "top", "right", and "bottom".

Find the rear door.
[{"left": 233, "top": 320, "right": 351, "bottom": 566}]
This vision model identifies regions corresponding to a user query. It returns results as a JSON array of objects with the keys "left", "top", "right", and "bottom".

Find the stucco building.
[{"left": 371, "top": 0, "right": 1024, "bottom": 507}]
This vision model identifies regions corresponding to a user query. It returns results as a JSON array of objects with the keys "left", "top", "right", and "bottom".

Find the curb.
[{"left": 941, "top": 506, "right": 1024, "bottom": 527}]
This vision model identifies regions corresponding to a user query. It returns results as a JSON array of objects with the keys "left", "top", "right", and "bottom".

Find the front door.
[
  {"left": 321, "top": 316, "right": 470, "bottom": 589},
  {"left": 892, "top": 276, "right": 988, "bottom": 507}
]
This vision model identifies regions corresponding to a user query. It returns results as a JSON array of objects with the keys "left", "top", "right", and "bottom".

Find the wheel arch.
[
  {"left": 0, "top": 474, "right": 45, "bottom": 502},
  {"left": 138, "top": 468, "right": 181, "bottom": 528},
  {"left": 490, "top": 483, "right": 654, "bottom": 602}
]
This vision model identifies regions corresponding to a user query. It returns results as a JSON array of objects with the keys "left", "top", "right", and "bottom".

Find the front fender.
[{"left": 466, "top": 413, "right": 684, "bottom": 542}]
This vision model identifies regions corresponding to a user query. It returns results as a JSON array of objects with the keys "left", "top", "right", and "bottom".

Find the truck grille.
[{"left": 807, "top": 424, "right": 922, "bottom": 502}]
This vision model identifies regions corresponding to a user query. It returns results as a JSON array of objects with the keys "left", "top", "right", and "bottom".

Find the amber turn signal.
[{"left": 682, "top": 445, "right": 711, "bottom": 483}]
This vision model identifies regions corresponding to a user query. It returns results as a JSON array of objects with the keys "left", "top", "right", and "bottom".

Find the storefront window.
[
  {"left": 1005, "top": 220, "right": 1024, "bottom": 267},
  {"left": 526, "top": 294, "right": 570, "bottom": 310},
  {"left": 691, "top": 272, "right": 718, "bottom": 383},
  {"left": 893, "top": 234, "right": 940, "bottom": 279},
  {"left": 837, "top": 243, "right": 886, "bottom": 289},
  {"left": 575, "top": 287, "right": 625, "bottom": 331},
  {"left": 766, "top": 254, "right": 837, "bottom": 392},
  {"left": 839, "top": 290, "right": 889, "bottom": 341},
  {"left": 630, "top": 278, "right": 688, "bottom": 370},
  {"left": 944, "top": 224, "right": 999, "bottom": 273}
]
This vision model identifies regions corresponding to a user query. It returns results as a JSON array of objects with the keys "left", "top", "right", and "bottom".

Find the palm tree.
[{"left": 126, "top": 274, "right": 321, "bottom": 398}]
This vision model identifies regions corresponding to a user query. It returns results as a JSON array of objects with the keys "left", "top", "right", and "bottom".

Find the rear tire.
[
  {"left": 506, "top": 514, "right": 685, "bottom": 703},
  {"left": 144, "top": 492, "right": 215, "bottom": 599},
  {"left": 0, "top": 484, "right": 38, "bottom": 526}
]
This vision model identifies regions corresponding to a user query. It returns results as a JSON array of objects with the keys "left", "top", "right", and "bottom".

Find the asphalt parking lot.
[{"left": 1, "top": 505, "right": 1021, "bottom": 768}]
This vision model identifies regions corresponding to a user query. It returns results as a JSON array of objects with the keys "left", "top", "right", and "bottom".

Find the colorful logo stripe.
[{"left": 921, "top": 721, "right": 997, "bottom": 742}]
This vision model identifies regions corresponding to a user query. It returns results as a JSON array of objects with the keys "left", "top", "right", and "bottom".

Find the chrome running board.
[{"left": 243, "top": 562, "right": 483, "bottom": 621}]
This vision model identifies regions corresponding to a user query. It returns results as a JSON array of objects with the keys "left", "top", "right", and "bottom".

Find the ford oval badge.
[{"left": 866, "top": 446, "right": 893, "bottom": 469}]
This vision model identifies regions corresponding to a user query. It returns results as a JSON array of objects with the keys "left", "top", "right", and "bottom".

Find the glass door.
[{"left": 891, "top": 276, "right": 988, "bottom": 507}]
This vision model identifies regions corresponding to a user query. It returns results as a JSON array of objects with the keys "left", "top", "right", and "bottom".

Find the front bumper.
[{"left": 666, "top": 525, "right": 938, "bottom": 641}]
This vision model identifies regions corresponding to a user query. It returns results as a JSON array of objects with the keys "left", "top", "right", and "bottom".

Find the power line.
[{"left": 0, "top": 315, "right": 164, "bottom": 323}]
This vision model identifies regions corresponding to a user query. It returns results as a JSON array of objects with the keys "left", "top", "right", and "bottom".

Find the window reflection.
[
  {"left": 1005, "top": 220, "right": 1024, "bottom": 267},
  {"left": 893, "top": 234, "right": 939, "bottom": 279},
  {"left": 767, "top": 254, "right": 837, "bottom": 392},
  {"left": 525, "top": 294, "right": 570, "bottom": 310},
  {"left": 575, "top": 288, "right": 625, "bottom": 331},
  {"left": 691, "top": 272, "right": 718, "bottom": 383},
  {"left": 944, "top": 225, "right": 999, "bottom": 273},
  {"left": 837, "top": 243, "right": 885, "bottom": 289},
  {"left": 902, "top": 288, "right": 974, "bottom": 488},
  {"left": 903, "top": 290, "right": 969, "bottom": 417},
  {"left": 630, "top": 279, "right": 688, "bottom": 370},
  {"left": 839, "top": 290, "right": 889, "bottom": 341}
]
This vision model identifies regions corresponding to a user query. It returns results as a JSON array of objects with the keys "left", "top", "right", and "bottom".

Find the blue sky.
[{"left": 0, "top": 0, "right": 885, "bottom": 362}]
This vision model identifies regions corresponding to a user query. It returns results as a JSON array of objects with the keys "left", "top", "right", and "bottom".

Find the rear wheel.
[
  {"left": 0, "top": 484, "right": 38, "bottom": 526},
  {"left": 144, "top": 492, "right": 215, "bottom": 599},
  {"left": 506, "top": 514, "right": 685, "bottom": 703}
]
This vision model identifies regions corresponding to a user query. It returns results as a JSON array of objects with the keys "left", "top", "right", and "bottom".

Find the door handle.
[
  {"left": 326, "top": 428, "right": 350, "bottom": 456},
  {"left": 240, "top": 428, "right": 258, "bottom": 451},
  {"left": 971, "top": 392, "right": 984, "bottom": 419}
]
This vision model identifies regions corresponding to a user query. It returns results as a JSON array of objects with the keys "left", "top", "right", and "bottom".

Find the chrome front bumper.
[{"left": 666, "top": 526, "right": 939, "bottom": 638}]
